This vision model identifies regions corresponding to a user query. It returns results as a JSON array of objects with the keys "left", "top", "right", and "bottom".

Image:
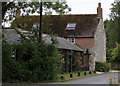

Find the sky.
[{"left": 66, "top": 0, "right": 114, "bottom": 20}]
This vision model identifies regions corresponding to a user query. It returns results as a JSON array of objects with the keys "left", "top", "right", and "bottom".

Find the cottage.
[
  {"left": 12, "top": 3, "right": 106, "bottom": 71},
  {"left": 42, "top": 3, "right": 106, "bottom": 71}
]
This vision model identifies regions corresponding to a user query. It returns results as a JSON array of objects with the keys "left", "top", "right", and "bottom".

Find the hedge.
[{"left": 95, "top": 62, "right": 111, "bottom": 72}]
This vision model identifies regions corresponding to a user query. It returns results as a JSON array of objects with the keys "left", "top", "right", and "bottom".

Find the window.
[
  {"left": 66, "top": 23, "right": 76, "bottom": 30},
  {"left": 32, "top": 23, "right": 40, "bottom": 29},
  {"left": 67, "top": 38, "right": 75, "bottom": 44}
]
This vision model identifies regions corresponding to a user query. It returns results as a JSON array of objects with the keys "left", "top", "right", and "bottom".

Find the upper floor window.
[
  {"left": 67, "top": 38, "right": 75, "bottom": 44},
  {"left": 32, "top": 23, "right": 40, "bottom": 29},
  {"left": 66, "top": 23, "right": 76, "bottom": 30}
]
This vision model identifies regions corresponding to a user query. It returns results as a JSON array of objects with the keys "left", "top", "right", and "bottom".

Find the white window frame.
[{"left": 67, "top": 38, "right": 75, "bottom": 44}]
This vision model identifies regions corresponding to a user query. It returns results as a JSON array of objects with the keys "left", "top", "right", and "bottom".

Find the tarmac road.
[
  {"left": 3, "top": 72, "right": 120, "bottom": 86},
  {"left": 55, "top": 72, "right": 120, "bottom": 84}
]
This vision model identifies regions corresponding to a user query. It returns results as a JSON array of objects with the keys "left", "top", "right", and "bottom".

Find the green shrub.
[
  {"left": 2, "top": 39, "right": 62, "bottom": 82},
  {"left": 95, "top": 62, "right": 111, "bottom": 72},
  {"left": 2, "top": 40, "right": 24, "bottom": 82},
  {"left": 104, "top": 63, "right": 111, "bottom": 72}
]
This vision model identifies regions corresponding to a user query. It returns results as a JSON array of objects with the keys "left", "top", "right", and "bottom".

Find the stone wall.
[
  {"left": 94, "top": 19, "right": 106, "bottom": 62},
  {"left": 89, "top": 19, "right": 106, "bottom": 71}
]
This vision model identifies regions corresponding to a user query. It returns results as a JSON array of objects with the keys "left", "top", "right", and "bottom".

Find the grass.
[{"left": 55, "top": 71, "right": 96, "bottom": 82}]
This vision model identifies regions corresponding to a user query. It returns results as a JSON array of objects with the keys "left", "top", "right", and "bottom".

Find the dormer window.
[
  {"left": 66, "top": 23, "right": 76, "bottom": 30},
  {"left": 32, "top": 23, "right": 40, "bottom": 29}
]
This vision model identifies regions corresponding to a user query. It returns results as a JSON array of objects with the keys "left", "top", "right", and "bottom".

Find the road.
[
  {"left": 54, "top": 72, "right": 120, "bottom": 84},
  {"left": 3, "top": 72, "right": 120, "bottom": 86}
]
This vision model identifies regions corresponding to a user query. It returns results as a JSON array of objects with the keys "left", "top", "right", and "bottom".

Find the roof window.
[{"left": 66, "top": 23, "right": 76, "bottom": 30}]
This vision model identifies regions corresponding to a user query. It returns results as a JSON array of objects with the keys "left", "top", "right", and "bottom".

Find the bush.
[
  {"left": 2, "top": 40, "right": 62, "bottom": 82},
  {"left": 104, "top": 63, "right": 111, "bottom": 72},
  {"left": 2, "top": 40, "right": 24, "bottom": 82},
  {"left": 95, "top": 62, "right": 111, "bottom": 72}
]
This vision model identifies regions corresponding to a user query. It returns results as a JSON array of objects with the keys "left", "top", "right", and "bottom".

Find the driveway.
[{"left": 3, "top": 72, "right": 120, "bottom": 86}]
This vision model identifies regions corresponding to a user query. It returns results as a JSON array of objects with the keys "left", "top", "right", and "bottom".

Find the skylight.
[{"left": 66, "top": 23, "right": 76, "bottom": 30}]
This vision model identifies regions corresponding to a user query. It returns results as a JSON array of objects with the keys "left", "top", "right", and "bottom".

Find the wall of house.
[
  {"left": 89, "top": 19, "right": 106, "bottom": 70},
  {"left": 75, "top": 38, "right": 94, "bottom": 49},
  {"left": 65, "top": 37, "right": 95, "bottom": 71}
]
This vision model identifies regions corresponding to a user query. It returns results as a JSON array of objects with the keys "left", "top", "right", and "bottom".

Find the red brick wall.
[
  {"left": 75, "top": 38, "right": 95, "bottom": 49},
  {"left": 64, "top": 37, "right": 95, "bottom": 49}
]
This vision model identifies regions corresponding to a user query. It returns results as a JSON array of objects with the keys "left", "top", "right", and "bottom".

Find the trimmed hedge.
[{"left": 95, "top": 62, "right": 111, "bottom": 72}]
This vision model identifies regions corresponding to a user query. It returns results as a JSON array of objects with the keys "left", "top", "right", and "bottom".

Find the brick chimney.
[{"left": 97, "top": 3, "right": 103, "bottom": 19}]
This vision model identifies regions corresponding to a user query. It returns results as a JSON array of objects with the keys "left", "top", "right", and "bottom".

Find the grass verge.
[{"left": 55, "top": 71, "right": 96, "bottom": 82}]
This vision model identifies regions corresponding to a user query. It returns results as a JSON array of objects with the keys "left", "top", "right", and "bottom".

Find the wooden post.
[{"left": 64, "top": 50, "right": 67, "bottom": 73}]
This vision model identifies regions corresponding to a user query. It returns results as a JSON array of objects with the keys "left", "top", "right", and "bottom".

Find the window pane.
[
  {"left": 66, "top": 23, "right": 76, "bottom": 30},
  {"left": 67, "top": 23, "right": 76, "bottom": 28}
]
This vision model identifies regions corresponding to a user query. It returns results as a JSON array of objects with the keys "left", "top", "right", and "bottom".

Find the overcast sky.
[{"left": 66, "top": 0, "right": 114, "bottom": 20}]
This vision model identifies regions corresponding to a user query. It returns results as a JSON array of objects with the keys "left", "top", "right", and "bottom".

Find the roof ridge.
[{"left": 27, "top": 14, "right": 97, "bottom": 17}]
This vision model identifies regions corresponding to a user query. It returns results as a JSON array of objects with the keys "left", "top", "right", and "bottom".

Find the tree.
[
  {"left": 2, "top": 1, "right": 71, "bottom": 21},
  {"left": 104, "top": 0, "right": 120, "bottom": 63},
  {"left": 110, "top": 0, "right": 120, "bottom": 43},
  {"left": 2, "top": 27, "right": 62, "bottom": 82},
  {"left": 111, "top": 43, "right": 120, "bottom": 63}
]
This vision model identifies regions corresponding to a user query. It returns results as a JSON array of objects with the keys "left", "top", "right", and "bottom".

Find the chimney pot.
[{"left": 98, "top": 3, "right": 101, "bottom": 7}]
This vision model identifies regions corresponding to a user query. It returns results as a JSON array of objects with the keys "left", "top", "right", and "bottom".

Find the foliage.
[
  {"left": 2, "top": 1, "right": 71, "bottom": 21},
  {"left": 2, "top": 40, "right": 23, "bottom": 82},
  {"left": 72, "top": 52, "right": 83, "bottom": 71},
  {"left": 2, "top": 38, "right": 62, "bottom": 82},
  {"left": 2, "top": 1, "right": 70, "bottom": 82},
  {"left": 104, "top": 62, "right": 111, "bottom": 72},
  {"left": 111, "top": 43, "right": 120, "bottom": 63},
  {"left": 2, "top": 25, "right": 62, "bottom": 82},
  {"left": 95, "top": 62, "right": 111, "bottom": 72},
  {"left": 11, "top": 17, "right": 31, "bottom": 29},
  {"left": 104, "top": 0, "right": 120, "bottom": 63},
  {"left": 110, "top": 0, "right": 120, "bottom": 20}
]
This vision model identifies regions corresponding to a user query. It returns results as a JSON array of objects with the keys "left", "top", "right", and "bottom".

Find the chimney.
[{"left": 97, "top": 3, "right": 103, "bottom": 19}]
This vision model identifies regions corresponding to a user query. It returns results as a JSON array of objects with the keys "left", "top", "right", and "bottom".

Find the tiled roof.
[
  {"left": 3, "top": 29, "right": 83, "bottom": 51},
  {"left": 14, "top": 14, "right": 98, "bottom": 37},
  {"left": 43, "top": 15, "right": 98, "bottom": 37},
  {"left": 3, "top": 29, "right": 21, "bottom": 44},
  {"left": 43, "top": 34, "right": 84, "bottom": 51}
]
